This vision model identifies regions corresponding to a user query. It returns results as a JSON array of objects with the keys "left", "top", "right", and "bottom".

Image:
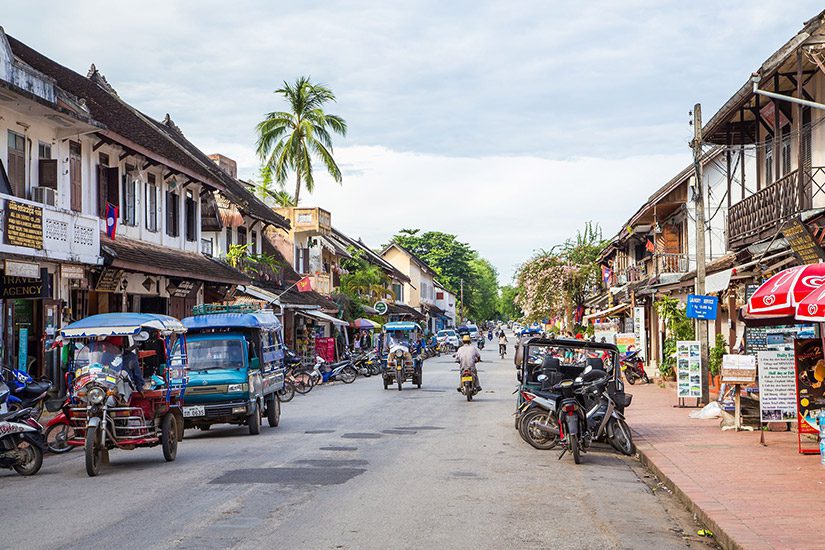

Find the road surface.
[{"left": 2, "top": 337, "right": 709, "bottom": 549}]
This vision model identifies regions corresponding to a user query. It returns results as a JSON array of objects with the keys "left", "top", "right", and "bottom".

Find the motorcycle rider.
[{"left": 455, "top": 334, "right": 482, "bottom": 392}]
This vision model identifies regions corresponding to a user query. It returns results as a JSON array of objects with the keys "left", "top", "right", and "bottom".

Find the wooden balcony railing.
[{"left": 656, "top": 253, "right": 689, "bottom": 274}]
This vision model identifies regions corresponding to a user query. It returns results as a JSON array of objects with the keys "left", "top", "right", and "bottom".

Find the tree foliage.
[
  {"left": 389, "top": 230, "right": 498, "bottom": 321},
  {"left": 497, "top": 285, "right": 522, "bottom": 321},
  {"left": 256, "top": 76, "right": 347, "bottom": 205},
  {"left": 514, "top": 222, "right": 606, "bottom": 326}
]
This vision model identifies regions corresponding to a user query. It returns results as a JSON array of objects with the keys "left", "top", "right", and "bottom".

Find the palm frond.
[{"left": 308, "top": 137, "right": 342, "bottom": 183}]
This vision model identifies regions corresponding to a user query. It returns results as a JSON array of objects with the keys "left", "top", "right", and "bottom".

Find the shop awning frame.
[
  {"left": 301, "top": 309, "right": 349, "bottom": 326},
  {"left": 584, "top": 303, "right": 630, "bottom": 321}
]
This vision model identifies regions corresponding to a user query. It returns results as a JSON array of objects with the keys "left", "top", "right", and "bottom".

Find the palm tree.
[
  {"left": 256, "top": 76, "right": 347, "bottom": 205},
  {"left": 254, "top": 180, "right": 297, "bottom": 207}
]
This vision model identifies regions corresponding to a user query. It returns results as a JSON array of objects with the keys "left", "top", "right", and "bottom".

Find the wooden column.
[
  {"left": 728, "top": 289, "right": 737, "bottom": 353},
  {"left": 774, "top": 73, "right": 781, "bottom": 182},
  {"left": 755, "top": 94, "right": 762, "bottom": 191},
  {"left": 796, "top": 49, "right": 806, "bottom": 207}
]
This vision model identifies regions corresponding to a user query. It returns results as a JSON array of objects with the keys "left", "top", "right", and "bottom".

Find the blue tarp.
[
  {"left": 61, "top": 313, "right": 187, "bottom": 338},
  {"left": 182, "top": 312, "right": 281, "bottom": 331},
  {"left": 384, "top": 321, "right": 420, "bottom": 331}
]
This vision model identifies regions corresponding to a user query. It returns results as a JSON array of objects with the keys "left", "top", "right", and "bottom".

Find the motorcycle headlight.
[
  {"left": 88, "top": 386, "right": 106, "bottom": 405},
  {"left": 395, "top": 350, "right": 404, "bottom": 358}
]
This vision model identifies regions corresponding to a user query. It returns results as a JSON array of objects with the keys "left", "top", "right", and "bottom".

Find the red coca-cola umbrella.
[{"left": 747, "top": 263, "right": 825, "bottom": 317}]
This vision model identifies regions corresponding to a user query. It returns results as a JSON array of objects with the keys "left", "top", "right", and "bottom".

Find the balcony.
[
  {"left": 0, "top": 192, "right": 101, "bottom": 265},
  {"left": 728, "top": 168, "right": 825, "bottom": 248},
  {"left": 309, "top": 272, "right": 333, "bottom": 296},
  {"left": 656, "top": 252, "right": 689, "bottom": 274}
]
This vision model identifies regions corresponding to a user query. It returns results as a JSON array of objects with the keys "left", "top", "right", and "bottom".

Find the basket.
[{"left": 613, "top": 392, "right": 633, "bottom": 408}]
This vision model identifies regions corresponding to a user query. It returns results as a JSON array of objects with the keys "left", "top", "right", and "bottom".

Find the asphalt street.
[{"left": 2, "top": 338, "right": 706, "bottom": 550}]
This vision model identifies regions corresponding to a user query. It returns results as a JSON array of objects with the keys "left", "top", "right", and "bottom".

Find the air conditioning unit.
[{"left": 32, "top": 186, "right": 56, "bottom": 206}]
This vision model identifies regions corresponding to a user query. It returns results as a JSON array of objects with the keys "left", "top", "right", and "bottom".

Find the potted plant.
[{"left": 708, "top": 333, "right": 727, "bottom": 390}]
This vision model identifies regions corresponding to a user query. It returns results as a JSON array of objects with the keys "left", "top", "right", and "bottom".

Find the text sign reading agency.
[{"left": 686, "top": 294, "right": 718, "bottom": 320}]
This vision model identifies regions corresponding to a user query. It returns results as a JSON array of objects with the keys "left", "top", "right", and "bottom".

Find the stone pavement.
[{"left": 629, "top": 382, "right": 824, "bottom": 550}]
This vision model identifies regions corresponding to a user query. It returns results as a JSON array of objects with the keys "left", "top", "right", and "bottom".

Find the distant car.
[
  {"left": 436, "top": 329, "right": 459, "bottom": 349},
  {"left": 467, "top": 324, "right": 480, "bottom": 339}
]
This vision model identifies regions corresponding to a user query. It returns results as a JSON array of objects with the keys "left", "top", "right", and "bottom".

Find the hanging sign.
[
  {"left": 167, "top": 279, "right": 198, "bottom": 298},
  {"left": 676, "top": 340, "right": 702, "bottom": 398},
  {"left": 794, "top": 338, "right": 825, "bottom": 435},
  {"left": 4, "top": 260, "right": 40, "bottom": 279},
  {"left": 374, "top": 300, "right": 389, "bottom": 315},
  {"left": 782, "top": 219, "right": 825, "bottom": 264},
  {"left": 95, "top": 268, "right": 123, "bottom": 292},
  {"left": 686, "top": 294, "right": 718, "bottom": 320},
  {"left": 6, "top": 200, "right": 43, "bottom": 249},
  {"left": 757, "top": 350, "right": 797, "bottom": 422}
]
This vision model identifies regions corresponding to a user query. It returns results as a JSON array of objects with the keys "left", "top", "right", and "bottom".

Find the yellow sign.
[{"left": 6, "top": 200, "right": 43, "bottom": 249}]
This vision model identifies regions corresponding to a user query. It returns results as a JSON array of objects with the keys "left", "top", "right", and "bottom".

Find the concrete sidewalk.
[{"left": 629, "top": 382, "right": 823, "bottom": 550}]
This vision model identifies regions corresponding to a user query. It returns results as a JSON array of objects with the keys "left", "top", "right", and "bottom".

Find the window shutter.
[
  {"left": 39, "top": 159, "right": 58, "bottom": 189},
  {"left": 105, "top": 167, "right": 119, "bottom": 209},
  {"left": 166, "top": 191, "right": 174, "bottom": 236},
  {"left": 302, "top": 248, "right": 310, "bottom": 274},
  {"left": 97, "top": 165, "right": 108, "bottom": 216}
]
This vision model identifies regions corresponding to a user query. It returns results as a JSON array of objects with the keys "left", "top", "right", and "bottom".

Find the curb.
[{"left": 636, "top": 443, "right": 742, "bottom": 550}]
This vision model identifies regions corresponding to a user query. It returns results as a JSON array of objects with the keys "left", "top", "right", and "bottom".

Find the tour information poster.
[
  {"left": 794, "top": 338, "right": 825, "bottom": 435},
  {"left": 676, "top": 340, "right": 701, "bottom": 398},
  {"left": 757, "top": 350, "right": 797, "bottom": 422}
]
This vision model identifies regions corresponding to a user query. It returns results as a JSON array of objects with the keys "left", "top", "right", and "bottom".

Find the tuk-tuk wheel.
[
  {"left": 266, "top": 394, "right": 280, "bottom": 428},
  {"left": 85, "top": 425, "right": 103, "bottom": 477},
  {"left": 248, "top": 402, "right": 262, "bottom": 435},
  {"left": 161, "top": 414, "right": 178, "bottom": 462}
]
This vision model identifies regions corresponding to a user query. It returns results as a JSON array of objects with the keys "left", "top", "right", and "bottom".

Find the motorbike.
[
  {"left": 0, "top": 381, "right": 45, "bottom": 476},
  {"left": 477, "top": 337, "right": 485, "bottom": 350},
  {"left": 353, "top": 351, "right": 381, "bottom": 377},
  {"left": 460, "top": 367, "right": 479, "bottom": 401},
  {"left": 2, "top": 367, "right": 52, "bottom": 420},
  {"left": 311, "top": 356, "right": 357, "bottom": 385},
  {"left": 44, "top": 396, "right": 74, "bottom": 454},
  {"left": 621, "top": 350, "right": 650, "bottom": 384},
  {"left": 537, "top": 367, "right": 634, "bottom": 464},
  {"left": 487, "top": 331, "right": 493, "bottom": 341}
]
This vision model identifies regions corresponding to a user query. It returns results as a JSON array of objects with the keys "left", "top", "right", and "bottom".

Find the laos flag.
[{"left": 105, "top": 202, "right": 118, "bottom": 240}]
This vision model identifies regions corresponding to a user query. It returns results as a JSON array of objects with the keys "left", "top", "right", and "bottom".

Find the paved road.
[{"left": 2, "top": 339, "right": 703, "bottom": 549}]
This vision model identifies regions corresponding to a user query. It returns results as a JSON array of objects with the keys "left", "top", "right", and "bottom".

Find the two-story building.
[{"left": 381, "top": 242, "right": 438, "bottom": 332}]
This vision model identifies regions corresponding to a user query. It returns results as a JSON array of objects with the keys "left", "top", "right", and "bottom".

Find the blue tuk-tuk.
[
  {"left": 181, "top": 305, "right": 285, "bottom": 435},
  {"left": 382, "top": 321, "right": 423, "bottom": 391}
]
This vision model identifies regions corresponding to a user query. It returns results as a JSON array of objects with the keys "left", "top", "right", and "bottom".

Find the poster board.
[
  {"left": 615, "top": 333, "right": 637, "bottom": 353},
  {"left": 633, "top": 306, "right": 647, "bottom": 360},
  {"left": 794, "top": 338, "right": 825, "bottom": 438},
  {"left": 757, "top": 350, "right": 797, "bottom": 422},
  {"left": 676, "top": 340, "right": 701, "bottom": 398},
  {"left": 720, "top": 354, "right": 757, "bottom": 384}
]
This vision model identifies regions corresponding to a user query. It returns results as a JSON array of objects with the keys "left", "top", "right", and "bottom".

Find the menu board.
[
  {"left": 6, "top": 200, "right": 43, "bottom": 249},
  {"left": 757, "top": 350, "right": 797, "bottom": 422},
  {"left": 676, "top": 340, "right": 701, "bottom": 398},
  {"left": 782, "top": 219, "right": 825, "bottom": 264},
  {"left": 794, "top": 338, "right": 825, "bottom": 435}
]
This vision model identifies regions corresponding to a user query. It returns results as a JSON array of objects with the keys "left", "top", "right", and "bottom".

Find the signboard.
[
  {"left": 4, "top": 260, "right": 40, "bottom": 278},
  {"left": 794, "top": 338, "right": 825, "bottom": 435},
  {"left": 6, "top": 200, "right": 43, "bottom": 249},
  {"left": 676, "top": 340, "right": 702, "bottom": 398},
  {"left": 0, "top": 270, "right": 50, "bottom": 299},
  {"left": 757, "top": 350, "right": 797, "bottom": 422},
  {"left": 167, "top": 279, "right": 198, "bottom": 298},
  {"left": 782, "top": 219, "right": 825, "bottom": 264},
  {"left": 720, "top": 354, "right": 757, "bottom": 383},
  {"left": 17, "top": 327, "right": 28, "bottom": 371},
  {"left": 633, "top": 306, "right": 647, "bottom": 359},
  {"left": 60, "top": 265, "right": 85, "bottom": 280},
  {"left": 95, "top": 268, "right": 123, "bottom": 292},
  {"left": 615, "top": 333, "right": 636, "bottom": 353},
  {"left": 686, "top": 294, "right": 718, "bottom": 320},
  {"left": 374, "top": 300, "right": 389, "bottom": 315}
]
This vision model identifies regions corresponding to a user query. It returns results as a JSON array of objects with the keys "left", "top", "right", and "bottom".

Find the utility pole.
[
  {"left": 460, "top": 278, "right": 464, "bottom": 324},
  {"left": 692, "top": 103, "right": 710, "bottom": 405}
]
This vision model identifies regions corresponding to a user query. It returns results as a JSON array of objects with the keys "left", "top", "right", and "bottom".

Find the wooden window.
[
  {"left": 185, "top": 190, "right": 196, "bottom": 242},
  {"left": 765, "top": 136, "right": 773, "bottom": 186},
  {"left": 97, "top": 164, "right": 119, "bottom": 216},
  {"left": 225, "top": 227, "right": 233, "bottom": 253},
  {"left": 251, "top": 230, "right": 258, "bottom": 254},
  {"left": 237, "top": 226, "right": 247, "bottom": 247},
  {"left": 38, "top": 143, "right": 51, "bottom": 159},
  {"left": 781, "top": 125, "right": 791, "bottom": 177},
  {"left": 69, "top": 141, "right": 82, "bottom": 212},
  {"left": 122, "top": 164, "right": 137, "bottom": 225},
  {"left": 7, "top": 130, "right": 25, "bottom": 198},
  {"left": 145, "top": 174, "right": 158, "bottom": 232},
  {"left": 166, "top": 190, "right": 180, "bottom": 237}
]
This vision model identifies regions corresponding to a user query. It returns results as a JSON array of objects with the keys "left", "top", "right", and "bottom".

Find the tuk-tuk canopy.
[
  {"left": 182, "top": 311, "right": 282, "bottom": 332},
  {"left": 60, "top": 313, "right": 187, "bottom": 338},
  {"left": 384, "top": 321, "right": 420, "bottom": 331}
]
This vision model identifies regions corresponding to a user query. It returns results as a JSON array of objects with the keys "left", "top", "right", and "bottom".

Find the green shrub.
[{"left": 708, "top": 333, "right": 727, "bottom": 376}]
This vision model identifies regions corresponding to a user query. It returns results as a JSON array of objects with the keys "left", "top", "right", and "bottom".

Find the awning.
[
  {"left": 704, "top": 269, "right": 733, "bottom": 294},
  {"left": 238, "top": 284, "right": 280, "bottom": 304},
  {"left": 584, "top": 303, "right": 630, "bottom": 321},
  {"left": 302, "top": 309, "right": 349, "bottom": 326},
  {"left": 319, "top": 235, "right": 352, "bottom": 259}
]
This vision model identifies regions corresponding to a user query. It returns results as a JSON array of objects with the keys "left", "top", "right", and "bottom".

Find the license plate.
[
  {"left": 183, "top": 405, "right": 205, "bottom": 418},
  {"left": 461, "top": 376, "right": 474, "bottom": 383},
  {"left": 396, "top": 365, "right": 402, "bottom": 370}
]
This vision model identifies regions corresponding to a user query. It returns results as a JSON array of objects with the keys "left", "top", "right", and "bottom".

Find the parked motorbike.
[
  {"left": 621, "top": 350, "right": 650, "bottom": 385},
  {"left": 311, "top": 356, "right": 357, "bottom": 385},
  {"left": 44, "top": 396, "right": 74, "bottom": 454},
  {"left": 2, "top": 367, "right": 52, "bottom": 420},
  {"left": 0, "top": 381, "right": 45, "bottom": 476}
]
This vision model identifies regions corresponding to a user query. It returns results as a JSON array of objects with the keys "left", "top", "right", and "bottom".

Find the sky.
[{"left": 3, "top": 1, "right": 824, "bottom": 282}]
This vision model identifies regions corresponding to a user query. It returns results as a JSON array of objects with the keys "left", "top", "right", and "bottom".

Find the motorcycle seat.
[
  {"left": 19, "top": 381, "right": 52, "bottom": 397},
  {"left": 0, "top": 407, "right": 33, "bottom": 422}
]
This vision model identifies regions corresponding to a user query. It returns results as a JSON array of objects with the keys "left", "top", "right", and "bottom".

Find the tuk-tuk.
[
  {"left": 181, "top": 305, "right": 285, "bottom": 435},
  {"left": 514, "top": 337, "right": 625, "bottom": 429},
  {"left": 60, "top": 313, "right": 188, "bottom": 477},
  {"left": 382, "top": 321, "right": 423, "bottom": 390}
]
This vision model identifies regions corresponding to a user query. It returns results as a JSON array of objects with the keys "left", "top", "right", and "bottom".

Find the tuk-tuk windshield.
[
  {"left": 187, "top": 338, "right": 245, "bottom": 371},
  {"left": 73, "top": 341, "right": 125, "bottom": 373},
  {"left": 386, "top": 331, "right": 417, "bottom": 348}
]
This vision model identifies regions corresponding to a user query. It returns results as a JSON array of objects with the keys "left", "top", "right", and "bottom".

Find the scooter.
[
  {"left": 311, "top": 356, "right": 357, "bottom": 385},
  {"left": 621, "top": 350, "right": 650, "bottom": 385},
  {"left": 44, "top": 397, "right": 74, "bottom": 454},
  {"left": 0, "top": 381, "right": 45, "bottom": 476},
  {"left": 460, "top": 368, "right": 479, "bottom": 401},
  {"left": 2, "top": 367, "right": 52, "bottom": 420}
]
